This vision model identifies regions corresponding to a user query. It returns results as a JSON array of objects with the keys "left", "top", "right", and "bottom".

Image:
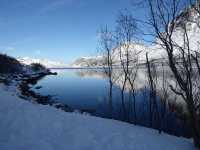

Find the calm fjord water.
[{"left": 32, "top": 69, "right": 189, "bottom": 137}]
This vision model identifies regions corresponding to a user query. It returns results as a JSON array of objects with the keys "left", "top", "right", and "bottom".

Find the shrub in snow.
[
  {"left": 30, "top": 63, "right": 47, "bottom": 72},
  {"left": 0, "top": 54, "right": 22, "bottom": 74}
]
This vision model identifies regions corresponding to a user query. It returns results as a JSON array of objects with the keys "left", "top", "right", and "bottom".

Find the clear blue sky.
[{"left": 0, "top": 0, "right": 137, "bottom": 63}]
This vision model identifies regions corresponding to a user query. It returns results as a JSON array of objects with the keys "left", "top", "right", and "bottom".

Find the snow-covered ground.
[{"left": 0, "top": 83, "right": 196, "bottom": 150}]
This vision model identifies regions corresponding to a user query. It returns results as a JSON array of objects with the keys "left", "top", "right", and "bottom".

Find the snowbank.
[{"left": 0, "top": 84, "right": 196, "bottom": 150}]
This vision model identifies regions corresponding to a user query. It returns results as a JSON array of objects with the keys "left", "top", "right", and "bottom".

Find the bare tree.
[
  {"left": 159, "top": 62, "right": 170, "bottom": 133},
  {"left": 115, "top": 12, "right": 138, "bottom": 122},
  {"left": 99, "top": 26, "right": 115, "bottom": 118},
  {"left": 146, "top": 53, "right": 162, "bottom": 133},
  {"left": 147, "top": 0, "right": 200, "bottom": 147}
]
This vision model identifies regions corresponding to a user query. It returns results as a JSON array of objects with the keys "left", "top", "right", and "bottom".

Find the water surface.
[{"left": 32, "top": 69, "right": 190, "bottom": 137}]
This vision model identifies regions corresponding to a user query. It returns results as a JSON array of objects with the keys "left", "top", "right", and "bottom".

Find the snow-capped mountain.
[
  {"left": 71, "top": 56, "right": 104, "bottom": 68},
  {"left": 17, "top": 57, "right": 68, "bottom": 68},
  {"left": 71, "top": 3, "right": 200, "bottom": 68}
]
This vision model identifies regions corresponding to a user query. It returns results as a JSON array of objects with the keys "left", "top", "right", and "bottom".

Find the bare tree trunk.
[
  {"left": 121, "top": 78, "right": 127, "bottom": 120},
  {"left": 146, "top": 0, "right": 200, "bottom": 147},
  {"left": 146, "top": 53, "right": 153, "bottom": 127},
  {"left": 99, "top": 26, "right": 115, "bottom": 118},
  {"left": 116, "top": 12, "right": 138, "bottom": 123},
  {"left": 109, "top": 78, "right": 113, "bottom": 117},
  {"left": 146, "top": 53, "right": 162, "bottom": 133}
]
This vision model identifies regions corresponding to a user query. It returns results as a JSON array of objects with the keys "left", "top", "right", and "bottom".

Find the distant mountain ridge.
[
  {"left": 71, "top": 3, "right": 200, "bottom": 68},
  {"left": 17, "top": 57, "right": 69, "bottom": 68},
  {"left": 70, "top": 56, "right": 104, "bottom": 68}
]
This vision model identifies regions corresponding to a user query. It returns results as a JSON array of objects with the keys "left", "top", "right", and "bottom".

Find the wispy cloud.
[
  {"left": 38, "top": 0, "right": 77, "bottom": 15},
  {"left": 4, "top": 0, "right": 82, "bottom": 17}
]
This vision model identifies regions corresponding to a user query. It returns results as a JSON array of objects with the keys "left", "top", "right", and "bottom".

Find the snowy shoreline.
[
  {"left": 0, "top": 64, "right": 196, "bottom": 150},
  {"left": 0, "top": 81, "right": 196, "bottom": 150},
  {"left": 0, "top": 70, "right": 73, "bottom": 112}
]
